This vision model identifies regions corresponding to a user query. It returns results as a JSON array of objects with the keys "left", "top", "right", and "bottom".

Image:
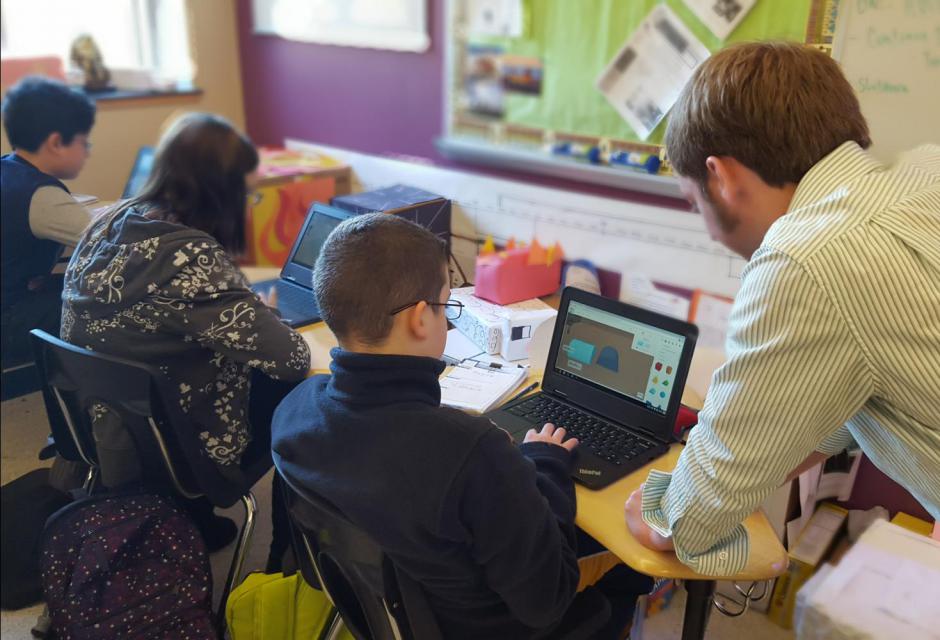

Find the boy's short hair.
[
  {"left": 1, "top": 76, "right": 96, "bottom": 152},
  {"left": 665, "top": 41, "right": 870, "bottom": 188},
  {"left": 314, "top": 213, "right": 449, "bottom": 346}
]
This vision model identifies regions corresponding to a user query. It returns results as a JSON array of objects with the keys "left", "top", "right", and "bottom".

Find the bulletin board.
[{"left": 439, "top": 0, "right": 839, "bottom": 195}]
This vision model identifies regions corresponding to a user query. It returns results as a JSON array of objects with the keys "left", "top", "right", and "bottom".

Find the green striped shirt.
[{"left": 642, "top": 142, "right": 940, "bottom": 576}]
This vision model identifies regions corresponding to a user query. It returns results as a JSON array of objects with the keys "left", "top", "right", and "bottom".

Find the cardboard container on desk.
[
  {"left": 331, "top": 184, "right": 451, "bottom": 250},
  {"left": 449, "top": 287, "right": 556, "bottom": 361},
  {"left": 243, "top": 149, "right": 351, "bottom": 266}
]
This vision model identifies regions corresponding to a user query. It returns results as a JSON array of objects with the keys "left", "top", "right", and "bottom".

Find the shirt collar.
[
  {"left": 327, "top": 348, "right": 445, "bottom": 408},
  {"left": 788, "top": 141, "right": 884, "bottom": 213}
]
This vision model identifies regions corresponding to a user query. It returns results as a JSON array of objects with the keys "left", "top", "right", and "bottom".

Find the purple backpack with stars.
[{"left": 39, "top": 492, "right": 216, "bottom": 639}]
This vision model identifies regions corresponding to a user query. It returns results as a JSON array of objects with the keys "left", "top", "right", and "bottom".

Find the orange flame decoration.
[{"left": 478, "top": 236, "right": 564, "bottom": 266}]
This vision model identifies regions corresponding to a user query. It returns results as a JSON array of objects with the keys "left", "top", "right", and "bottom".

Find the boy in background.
[
  {"left": 1, "top": 76, "right": 96, "bottom": 370},
  {"left": 273, "top": 214, "right": 648, "bottom": 639}
]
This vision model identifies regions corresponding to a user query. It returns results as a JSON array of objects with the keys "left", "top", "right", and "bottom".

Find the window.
[{"left": 0, "top": 0, "right": 193, "bottom": 85}]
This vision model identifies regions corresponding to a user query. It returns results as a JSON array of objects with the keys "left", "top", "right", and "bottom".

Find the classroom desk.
[{"left": 242, "top": 266, "right": 787, "bottom": 639}]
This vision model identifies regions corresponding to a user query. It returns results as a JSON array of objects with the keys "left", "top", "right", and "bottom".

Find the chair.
[
  {"left": 280, "top": 474, "right": 612, "bottom": 640},
  {"left": 0, "top": 359, "right": 43, "bottom": 401},
  {"left": 29, "top": 329, "right": 271, "bottom": 630}
]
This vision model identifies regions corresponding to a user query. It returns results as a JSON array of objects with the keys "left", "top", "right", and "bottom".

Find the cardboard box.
[
  {"left": 331, "top": 184, "right": 451, "bottom": 249},
  {"left": 449, "top": 287, "right": 556, "bottom": 361},
  {"left": 768, "top": 502, "right": 847, "bottom": 629},
  {"left": 244, "top": 148, "right": 351, "bottom": 266},
  {"left": 474, "top": 243, "right": 563, "bottom": 305}
]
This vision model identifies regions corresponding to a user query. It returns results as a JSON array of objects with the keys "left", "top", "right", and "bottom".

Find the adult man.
[
  {"left": 1, "top": 77, "right": 95, "bottom": 370},
  {"left": 624, "top": 42, "right": 939, "bottom": 574}
]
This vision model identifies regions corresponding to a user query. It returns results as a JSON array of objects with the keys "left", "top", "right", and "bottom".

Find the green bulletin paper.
[{"left": 465, "top": 0, "right": 815, "bottom": 145}]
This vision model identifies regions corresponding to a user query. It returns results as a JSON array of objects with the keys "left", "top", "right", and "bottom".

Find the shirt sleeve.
[
  {"left": 28, "top": 186, "right": 93, "bottom": 246},
  {"left": 642, "top": 248, "right": 874, "bottom": 575},
  {"left": 815, "top": 425, "right": 857, "bottom": 456},
  {"left": 455, "top": 431, "right": 580, "bottom": 630},
  {"left": 157, "top": 241, "right": 311, "bottom": 381}
]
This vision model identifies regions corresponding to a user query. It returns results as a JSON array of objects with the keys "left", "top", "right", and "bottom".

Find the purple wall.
[
  {"left": 235, "top": 0, "right": 445, "bottom": 161},
  {"left": 234, "top": 0, "right": 683, "bottom": 209}
]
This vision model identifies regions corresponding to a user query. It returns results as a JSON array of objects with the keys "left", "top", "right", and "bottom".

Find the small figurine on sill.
[
  {"left": 474, "top": 236, "right": 564, "bottom": 305},
  {"left": 70, "top": 34, "right": 111, "bottom": 92}
]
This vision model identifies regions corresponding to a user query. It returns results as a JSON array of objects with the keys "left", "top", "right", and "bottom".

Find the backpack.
[
  {"left": 1, "top": 468, "right": 71, "bottom": 610},
  {"left": 39, "top": 491, "right": 216, "bottom": 640},
  {"left": 226, "top": 571, "right": 354, "bottom": 640}
]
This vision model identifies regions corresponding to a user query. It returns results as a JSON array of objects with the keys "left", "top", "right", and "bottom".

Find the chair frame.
[
  {"left": 29, "top": 329, "right": 262, "bottom": 631},
  {"left": 280, "top": 473, "right": 435, "bottom": 640},
  {"left": 279, "top": 472, "right": 612, "bottom": 640}
]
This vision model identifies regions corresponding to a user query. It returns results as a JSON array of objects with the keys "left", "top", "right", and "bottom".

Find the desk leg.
[{"left": 681, "top": 580, "right": 715, "bottom": 640}]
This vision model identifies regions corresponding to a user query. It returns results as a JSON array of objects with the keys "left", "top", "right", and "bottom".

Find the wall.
[
  {"left": 236, "top": 0, "right": 444, "bottom": 165},
  {"left": 233, "top": 0, "right": 680, "bottom": 209},
  {"left": 0, "top": 0, "right": 247, "bottom": 201}
]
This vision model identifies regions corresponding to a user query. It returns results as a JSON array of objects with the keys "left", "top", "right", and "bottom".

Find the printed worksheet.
[
  {"left": 684, "top": 0, "right": 757, "bottom": 40},
  {"left": 596, "top": 5, "right": 710, "bottom": 139},
  {"left": 466, "top": 0, "right": 523, "bottom": 37}
]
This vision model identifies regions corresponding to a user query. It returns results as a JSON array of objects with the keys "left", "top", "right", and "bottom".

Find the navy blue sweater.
[
  {"left": 272, "top": 349, "right": 580, "bottom": 639},
  {"left": 1, "top": 154, "right": 68, "bottom": 310}
]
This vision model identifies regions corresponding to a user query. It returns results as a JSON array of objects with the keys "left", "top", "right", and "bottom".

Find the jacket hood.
[{"left": 63, "top": 208, "right": 224, "bottom": 319}]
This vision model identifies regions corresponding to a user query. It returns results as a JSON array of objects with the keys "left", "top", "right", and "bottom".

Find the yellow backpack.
[{"left": 226, "top": 571, "right": 355, "bottom": 640}]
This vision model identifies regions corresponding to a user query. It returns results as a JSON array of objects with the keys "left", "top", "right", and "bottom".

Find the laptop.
[
  {"left": 250, "top": 203, "right": 355, "bottom": 328},
  {"left": 122, "top": 146, "right": 155, "bottom": 199},
  {"left": 484, "top": 287, "right": 698, "bottom": 489}
]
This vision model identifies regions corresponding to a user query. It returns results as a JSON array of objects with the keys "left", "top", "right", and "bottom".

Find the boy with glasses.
[
  {"left": 272, "top": 213, "right": 648, "bottom": 639},
  {"left": 1, "top": 76, "right": 96, "bottom": 374}
]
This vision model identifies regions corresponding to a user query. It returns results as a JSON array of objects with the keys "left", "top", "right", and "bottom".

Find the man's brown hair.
[
  {"left": 313, "top": 213, "right": 448, "bottom": 345},
  {"left": 665, "top": 41, "right": 871, "bottom": 187}
]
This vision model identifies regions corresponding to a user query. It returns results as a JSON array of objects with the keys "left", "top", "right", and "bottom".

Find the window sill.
[{"left": 81, "top": 84, "right": 202, "bottom": 105}]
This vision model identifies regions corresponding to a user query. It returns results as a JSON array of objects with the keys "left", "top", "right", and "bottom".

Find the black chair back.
[
  {"left": 281, "top": 477, "right": 442, "bottom": 640},
  {"left": 281, "top": 472, "right": 613, "bottom": 640},
  {"left": 29, "top": 329, "right": 262, "bottom": 507}
]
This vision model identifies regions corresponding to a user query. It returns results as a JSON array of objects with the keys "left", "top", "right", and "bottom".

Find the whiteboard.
[
  {"left": 252, "top": 0, "right": 429, "bottom": 52},
  {"left": 833, "top": 0, "right": 940, "bottom": 161},
  {"left": 286, "top": 139, "right": 745, "bottom": 299}
]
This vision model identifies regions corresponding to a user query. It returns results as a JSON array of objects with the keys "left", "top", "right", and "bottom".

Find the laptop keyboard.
[
  {"left": 507, "top": 395, "right": 656, "bottom": 466},
  {"left": 275, "top": 281, "right": 315, "bottom": 313}
]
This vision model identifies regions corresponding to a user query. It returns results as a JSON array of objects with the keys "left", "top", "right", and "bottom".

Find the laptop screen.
[
  {"left": 290, "top": 210, "right": 345, "bottom": 270},
  {"left": 122, "top": 147, "right": 155, "bottom": 199},
  {"left": 553, "top": 299, "right": 687, "bottom": 415}
]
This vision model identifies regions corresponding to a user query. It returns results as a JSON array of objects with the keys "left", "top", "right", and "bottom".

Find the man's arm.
[
  {"left": 631, "top": 249, "right": 873, "bottom": 575},
  {"left": 29, "top": 186, "right": 93, "bottom": 246}
]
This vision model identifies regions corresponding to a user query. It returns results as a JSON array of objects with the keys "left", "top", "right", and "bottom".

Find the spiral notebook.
[{"left": 439, "top": 361, "right": 527, "bottom": 414}]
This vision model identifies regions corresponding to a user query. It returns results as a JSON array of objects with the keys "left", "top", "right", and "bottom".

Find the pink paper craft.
[{"left": 475, "top": 241, "right": 563, "bottom": 305}]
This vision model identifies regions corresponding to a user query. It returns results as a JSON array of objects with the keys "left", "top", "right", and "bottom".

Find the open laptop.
[
  {"left": 122, "top": 146, "right": 155, "bottom": 199},
  {"left": 484, "top": 287, "right": 698, "bottom": 489},
  {"left": 250, "top": 203, "right": 355, "bottom": 327}
]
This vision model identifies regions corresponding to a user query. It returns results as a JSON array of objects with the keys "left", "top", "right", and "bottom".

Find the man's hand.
[
  {"left": 523, "top": 423, "right": 578, "bottom": 452},
  {"left": 624, "top": 485, "right": 674, "bottom": 551}
]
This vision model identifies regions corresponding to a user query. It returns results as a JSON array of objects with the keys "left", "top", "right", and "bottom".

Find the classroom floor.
[{"left": 1, "top": 391, "right": 795, "bottom": 639}]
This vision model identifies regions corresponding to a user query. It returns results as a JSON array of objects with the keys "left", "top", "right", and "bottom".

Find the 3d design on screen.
[
  {"left": 474, "top": 236, "right": 564, "bottom": 305},
  {"left": 555, "top": 301, "right": 685, "bottom": 414},
  {"left": 596, "top": 346, "right": 620, "bottom": 372},
  {"left": 567, "top": 339, "right": 596, "bottom": 367}
]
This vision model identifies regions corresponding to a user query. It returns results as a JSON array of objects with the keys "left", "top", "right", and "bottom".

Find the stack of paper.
[
  {"left": 439, "top": 361, "right": 527, "bottom": 414},
  {"left": 795, "top": 520, "right": 940, "bottom": 639}
]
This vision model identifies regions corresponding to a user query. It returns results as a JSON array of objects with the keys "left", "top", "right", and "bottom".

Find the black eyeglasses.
[{"left": 388, "top": 299, "right": 464, "bottom": 320}]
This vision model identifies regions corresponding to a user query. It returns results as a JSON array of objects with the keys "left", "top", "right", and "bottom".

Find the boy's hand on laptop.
[
  {"left": 523, "top": 423, "right": 579, "bottom": 452},
  {"left": 258, "top": 285, "right": 278, "bottom": 308}
]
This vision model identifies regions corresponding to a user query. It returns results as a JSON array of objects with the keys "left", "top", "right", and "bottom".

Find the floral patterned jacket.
[{"left": 61, "top": 209, "right": 311, "bottom": 466}]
